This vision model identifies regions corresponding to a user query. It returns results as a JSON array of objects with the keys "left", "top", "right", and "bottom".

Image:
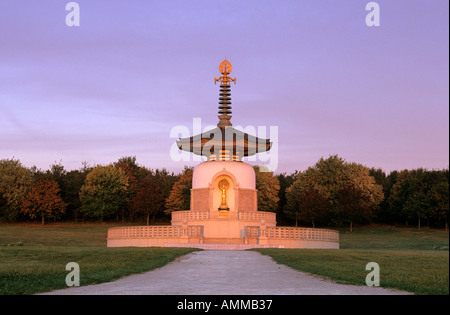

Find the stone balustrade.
[
  {"left": 108, "top": 225, "right": 204, "bottom": 240},
  {"left": 171, "top": 211, "right": 210, "bottom": 222},
  {"left": 238, "top": 211, "right": 276, "bottom": 224},
  {"left": 171, "top": 210, "right": 276, "bottom": 225},
  {"left": 243, "top": 226, "right": 339, "bottom": 243},
  {"left": 262, "top": 227, "right": 339, "bottom": 242},
  {"left": 107, "top": 221, "right": 339, "bottom": 249}
]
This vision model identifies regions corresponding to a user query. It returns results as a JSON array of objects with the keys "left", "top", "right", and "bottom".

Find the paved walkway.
[{"left": 41, "top": 251, "right": 411, "bottom": 295}]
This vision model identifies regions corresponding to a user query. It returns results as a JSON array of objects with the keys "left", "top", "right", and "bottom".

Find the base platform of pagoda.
[{"left": 106, "top": 225, "right": 339, "bottom": 250}]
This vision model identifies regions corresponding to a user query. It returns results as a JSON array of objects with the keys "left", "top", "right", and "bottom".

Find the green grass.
[
  {"left": 0, "top": 223, "right": 111, "bottom": 247},
  {"left": 256, "top": 225, "right": 449, "bottom": 295},
  {"left": 0, "top": 223, "right": 198, "bottom": 295},
  {"left": 338, "top": 225, "right": 449, "bottom": 251}
]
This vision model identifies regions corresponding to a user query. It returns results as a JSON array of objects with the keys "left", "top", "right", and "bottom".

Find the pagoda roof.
[{"left": 177, "top": 126, "right": 271, "bottom": 160}]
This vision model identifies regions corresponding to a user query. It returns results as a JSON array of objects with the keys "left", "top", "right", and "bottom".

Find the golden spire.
[
  {"left": 214, "top": 59, "right": 236, "bottom": 85},
  {"left": 215, "top": 59, "right": 235, "bottom": 128}
]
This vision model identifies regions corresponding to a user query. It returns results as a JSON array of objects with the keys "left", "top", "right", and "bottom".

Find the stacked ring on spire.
[
  {"left": 218, "top": 85, "right": 232, "bottom": 114},
  {"left": 218, "top": 84, "right": 232, "bottom": 125}
]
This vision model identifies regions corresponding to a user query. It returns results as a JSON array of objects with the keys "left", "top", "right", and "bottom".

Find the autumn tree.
[
  {"left": 79, "top": 165, "right": 129, "bottom": 221},
  {"left": 45, "top": 162, "right": 79, "bottom": 221},
  {"left": 0, "top": 159, "right": 33, "bottom": 221},
  {"left": 21, "top": 179, "right": 66, "bottom": 225},
  {"left": 254, "top": 166, "right": 280, "bottom": 212},
  {"left": 165, "top": 167, "right": 193, "bottom": 214}
]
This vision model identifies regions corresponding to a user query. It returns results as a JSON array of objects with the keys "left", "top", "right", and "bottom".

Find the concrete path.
[{"left": 40, "top": 251, "right": 411, "bottom": 295}]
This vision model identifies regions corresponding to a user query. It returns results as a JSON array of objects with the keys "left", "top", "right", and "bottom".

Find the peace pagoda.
[{"left": 107, "top": 60, "right": 339, "bottom": 250}]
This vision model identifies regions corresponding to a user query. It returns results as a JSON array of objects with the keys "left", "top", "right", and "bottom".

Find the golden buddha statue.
[{"left": 218, "top": 179, "right": 230, "bottom": 211}]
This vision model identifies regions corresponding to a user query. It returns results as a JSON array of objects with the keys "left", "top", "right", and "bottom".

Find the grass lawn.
[
  {"left": 256, "top": 225, "right": 449, "bottom": 295},
  {"left": 338, "top": 225, "right": 449, "bottom": 251},
  {"left": 0, "top": 223, "right": 198, "bottom": 295}
]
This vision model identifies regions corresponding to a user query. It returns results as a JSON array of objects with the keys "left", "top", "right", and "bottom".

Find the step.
[
  {"left": 203, "top": 238, "right": 244, "bottom": 245},
  {"left": 164, "top": 243, "right": 284, "bottom": 251}
]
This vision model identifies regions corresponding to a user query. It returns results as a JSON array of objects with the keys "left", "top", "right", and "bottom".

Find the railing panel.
[
  {"left": 171, "top": 210, "right": 276, "bottom": 224},
  {"left": 172, "top": 211, "right": 210, "bottom": 222},
  {"left": 238, "top": 211, "right": 276, "bottom": 224},
  {"left": 259, "top": 227, "right": 339, "bottom": 242},
  {"left": 108, "top": 225, "right": 206, "bottom": 239}
]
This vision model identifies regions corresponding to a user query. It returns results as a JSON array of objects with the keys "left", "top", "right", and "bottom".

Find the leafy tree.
[
  {"left": 369, "top": 168, "right": 395, "bottom": 223},
  {"left": 165, "top": 167, "right": 193, "bottom": 214},
  {"left": 294, "top": 189, "right": 328, "bottom": 228},
  {"left": 79, "top": 165, "right": 129, "bottom": 221},
  {"left": 62, "top": 168, "right": 90, "bottom": 220},
  {"left": 114, "top": 156, "right": 139, "bottom": 172},
  {"left": 276, "top": 171, "right": 299, "bottom": 225},
  {"left": 31, "top": 161, "right": 92, "bottom": 221},
  {"left": 381, "top": 170, "right": 400, "bottom": 223},
  {"left": 0, "top": 159, "right": 33, "bottom": 221},
  {"left": 389, "top": 168, "right": 449, "bottom": 229},
  {"left": 389, "top": 169, "right": 432, "bottom": 228},
  {"left": 254, "top": 166, "right": 280, "bottom": 212},
  {"left": 337, "top": 183, "right": 372, "bottom": 232},
  {"left": 286, "top": 155, "right": 383, "bottom": 229},
  {"left": 21, "top": 179, "right": 66, "bottom": 225},
  {"left": 388, "top": 170, "right": 413, "bottom": 224},
  {"left": 285, "top": 168, "right": 333, "bottom": 227},
  {"left": 48, "top": 161, "right": 66, "bottom": 184},
  {"left": 114, "top": 156, "right": 140, "bottom": 222},
  {"left": 428, "top": 180, "right": 449, "bottom": 230},
  {"left": 154, "top": 168, "right": 179, "bottom": 213},
  {"left": 131, "top": 176, "right": 165, "bottom": 225},
  {"left": 46, "top": 162, "right": 73, "bottom": 220},
  {"left": 403, "top": 190, "right": 430, "bottom": 230}
]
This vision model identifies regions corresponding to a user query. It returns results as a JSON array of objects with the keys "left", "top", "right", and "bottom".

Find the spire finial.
[
  {"left": 214, "top": 59, "right": 236, "bottom": 85},
  {"left": 214, "top": 59, "right": 235, "bottom": 128}
]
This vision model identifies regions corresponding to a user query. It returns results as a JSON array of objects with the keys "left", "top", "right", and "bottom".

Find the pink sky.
[{"left": 0, "top": 0, "right": 448, "bottom": 174}]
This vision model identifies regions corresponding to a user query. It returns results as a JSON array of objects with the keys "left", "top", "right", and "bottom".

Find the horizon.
[
  {"left": 6, "top": 154, "right": 449, "bottom": 177},
  {"left": 1, "top": 1, "right": 449, "bottom": 175}
]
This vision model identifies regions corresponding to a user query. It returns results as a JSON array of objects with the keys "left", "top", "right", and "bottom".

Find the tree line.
[
  {"left": 278, "top": 156, "right": 448, "bottom": 231},
  {"left": 0, "top": 155, "right": 448, "bottom": 230}
]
